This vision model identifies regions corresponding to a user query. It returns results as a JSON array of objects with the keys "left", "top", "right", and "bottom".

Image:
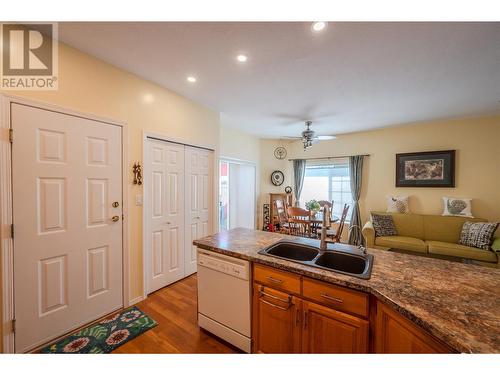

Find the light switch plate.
[{"left": 135, "top": 194, "right": 143, "bottom": 206}]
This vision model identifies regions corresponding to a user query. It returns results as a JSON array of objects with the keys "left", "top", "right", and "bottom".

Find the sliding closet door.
[
  {"left": 145, "top": 139, "right": 185, "bottom": 294},
  {"left": 185, "top": 146, "right": 214, "bottom": 276}
]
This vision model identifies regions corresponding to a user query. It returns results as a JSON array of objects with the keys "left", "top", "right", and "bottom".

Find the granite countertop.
[{"left": 193, "top": 228, "right": 500, "bottom": 353}]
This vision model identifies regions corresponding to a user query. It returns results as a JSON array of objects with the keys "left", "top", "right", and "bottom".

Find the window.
[{"left": 300, "top": 159, "right": 353, "bottom": 220}]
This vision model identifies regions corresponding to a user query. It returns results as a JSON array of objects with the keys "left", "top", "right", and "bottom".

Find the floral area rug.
[{"left": 40, "top": 307, "right": 157, "bottom": 353}]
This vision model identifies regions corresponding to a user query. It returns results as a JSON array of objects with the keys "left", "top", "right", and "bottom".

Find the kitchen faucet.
[{"left": 320, "top": 206, "right": 328, "bottom": 251}]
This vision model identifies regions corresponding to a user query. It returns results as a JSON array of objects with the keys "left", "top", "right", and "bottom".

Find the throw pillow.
[
  {"left": 371, "top": 213, "right": 398, "bottom": 237},
  {"left": 459, "top": 222, "right": 499, "bottom": 250},
  {"left": 442, "top": 197, "right": 473, "bottom": 218},
  {"left": 386, "top": 195, "right": 410, "bottom": 214}
]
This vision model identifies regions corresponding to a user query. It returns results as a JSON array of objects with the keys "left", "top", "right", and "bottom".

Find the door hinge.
[
  {"left": 11, "top": 224, "right": 14, "bottom": 239},
  {"left": 9, "top": 129, "right": 13, "bottom": 143},
  {"left": 11, "top": 318, "right": 16, "bottom": 333}
]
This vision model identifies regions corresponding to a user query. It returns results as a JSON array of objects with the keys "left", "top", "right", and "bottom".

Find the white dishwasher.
[{"left": 197, "top": 248, "right": 251, "bottom": 353}]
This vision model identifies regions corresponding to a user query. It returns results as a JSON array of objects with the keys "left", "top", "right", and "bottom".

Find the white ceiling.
[{"left": 57, "top": 22, "right": 500, "bottom": 138}]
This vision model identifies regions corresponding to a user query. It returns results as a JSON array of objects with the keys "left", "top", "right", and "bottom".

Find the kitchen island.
[{"left": 194, "top": 228, "right": 500, "bottom": 354}]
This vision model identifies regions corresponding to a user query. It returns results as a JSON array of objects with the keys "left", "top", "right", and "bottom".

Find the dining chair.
[
  {"left": 287, "top": 206, "right": 312, "bottom": 237},
  {"left": 326, "top": 204, "right": 350, "bottom": 243},
  {"left": 274, "top": 199, "right": 290, "bottom": 234}
]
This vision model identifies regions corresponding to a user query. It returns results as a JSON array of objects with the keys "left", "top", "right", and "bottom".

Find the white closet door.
[
  {"left": 146, "top": 139, "right": 185, "bottom": 293},
  {"left": 12, "top": 103, "right": 123, "bottom": 353},
  {"left": 184, "top": 146, "right": 213, "bottom": 276}
]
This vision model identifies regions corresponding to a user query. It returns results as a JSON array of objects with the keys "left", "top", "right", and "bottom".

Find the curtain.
[
  {"left": 292, "top": 159, "right": 306, "bottom": 207},
  {"left": 348, "top": 155, "right": 365, "bottom": 246}
]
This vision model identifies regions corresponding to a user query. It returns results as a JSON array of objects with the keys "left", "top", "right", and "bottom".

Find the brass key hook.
[{"left": 133, "top": 162, "right": 143, "bottom": 185}]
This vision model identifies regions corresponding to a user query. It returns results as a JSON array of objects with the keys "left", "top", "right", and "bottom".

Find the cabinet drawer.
[
  {"left": 302, "top": 278, "right": 369, "bottom": 318},
  {"left": 253, "top": 264, "right": 301, "bottom": 294}
]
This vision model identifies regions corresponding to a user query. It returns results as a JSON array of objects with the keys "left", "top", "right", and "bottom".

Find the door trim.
[
  {"left": 0, "top": 94, "right": 130, "bottom": 353},
  {"left": 142, "top": 131, "right": 216, "bottom": 299}
]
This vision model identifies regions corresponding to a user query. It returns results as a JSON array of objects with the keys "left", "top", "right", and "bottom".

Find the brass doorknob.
[
  {"left": 111, "top": 215, "right": 120, "bottom": 222},
  {"left": 112, "top": 201, "right": 120, "bottom": 208}
]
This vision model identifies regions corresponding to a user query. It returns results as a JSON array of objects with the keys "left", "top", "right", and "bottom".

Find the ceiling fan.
[{"left": 284, "top": 121, "right": 336, "bottom": 150}]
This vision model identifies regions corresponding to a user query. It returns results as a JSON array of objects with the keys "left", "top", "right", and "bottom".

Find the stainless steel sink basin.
[
  {"left": 264, "top": 242, "right": 319, "bottom": 261},
  {"left": 259, "top": 240, "right": 373, "bottom": 279}
]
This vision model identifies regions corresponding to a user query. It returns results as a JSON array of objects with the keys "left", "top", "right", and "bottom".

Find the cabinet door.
[
  {"left": 252, "top": 283, "right": 301, "bottom": 353},
  {"left": 375, "top": 301, "right": 452, "bottom": 353},
  {"left": 302, "top": 301, "right": 369, "bottom": 353}
]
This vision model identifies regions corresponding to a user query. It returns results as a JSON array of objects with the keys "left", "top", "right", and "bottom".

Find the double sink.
[{"left": 258, "top": 241, "right": 373, "bottom": 279}]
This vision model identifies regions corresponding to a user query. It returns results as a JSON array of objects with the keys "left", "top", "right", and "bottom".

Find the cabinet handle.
[
  {"left": 260, "top": 298, "right": 292, "bottom": 311},
  {"left": 259, "top": 286, "right": 291, "bottom": 304},
  {"left": 295, "top": 308, "right": 300, "bottom": 326},
  {"left": 266, "top": 276, "right": 283, "bottom": 284},
  {"left": 303, "top": 310, "right": 308, "bottom": 329},
  {"left": 320, "top": 293, "right": 343, "bottom": 304}
]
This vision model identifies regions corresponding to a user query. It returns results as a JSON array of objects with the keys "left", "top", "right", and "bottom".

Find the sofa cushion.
[
  {"left": 427, "top": 240, "right": 498, "bottom": 262},
  {"left": 371, "top": 211, "right": 424, "bottom": 238},
  {"left": 372, "top": 213, "right": 398, "bottom": 237},
  {"left": 423, "top": 215, "right": 487, "bottom": 243},
  {"left": 375, "top": 236, "right": 427, "bottom": 253},
  {"left": 459, "top": 222, "right": 499, "bottom": 250}
]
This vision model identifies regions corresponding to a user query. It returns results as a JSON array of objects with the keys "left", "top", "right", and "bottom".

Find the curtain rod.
[{"left": 287, "top": 154, "right": 370, "bottom": 161}]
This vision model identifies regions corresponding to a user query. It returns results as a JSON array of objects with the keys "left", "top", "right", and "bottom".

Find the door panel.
[
  {"left": 145, "top": 139, "right": 185, "bottom": 293},
  {"left": 184, "top": 146, "right": 213, "bottom": 276},
  {"left": 252, "top": 284, "right": 301, "bottom": 353},
  {"left": 302, "top": 301, "right": 369, "bottom": 353},
  {"left": 12, "top": 103, "right": 123, "bottom": 353}
]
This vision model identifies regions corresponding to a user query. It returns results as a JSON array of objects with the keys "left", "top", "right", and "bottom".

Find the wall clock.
[
  {"left": 271, "top": 170, "right": 285, "bottom": 186},
  {"left": 274, "top": 146, "right": 287, "bottom": 160}
]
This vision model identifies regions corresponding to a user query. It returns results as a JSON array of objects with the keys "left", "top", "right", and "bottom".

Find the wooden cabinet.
[
  {"left": 375, "top": 301, "right": 452, "bottom": 353},
  {"left": 252, "top": 267, "right": 370, "bottom": 354},
  {"left": 302, "top": 301, "right": 369, "bottom": 353},
  {"left": 252, "top": 284, "right": 301, "bottom": 353},
  {"left": 302, "top": 277, "right": 369, "bottom": 318},
  {"left": 254, "top": 264, "right": 301, "bottom": 294}
]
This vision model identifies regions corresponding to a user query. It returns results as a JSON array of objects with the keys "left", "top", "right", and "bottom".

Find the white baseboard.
[{"left": 128, "top": 295, "right": 145, "bottom": 306}]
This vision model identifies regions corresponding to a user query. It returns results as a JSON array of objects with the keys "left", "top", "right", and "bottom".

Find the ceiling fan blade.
[
  {"left": 312, "top": 138, "right": 320, "bottom": 145},
  {"left": 282, "top": 136, "right": 303, "bottom": 139},
  {"left": 317, "top": 135, "right": 337, "bottom": 140}
]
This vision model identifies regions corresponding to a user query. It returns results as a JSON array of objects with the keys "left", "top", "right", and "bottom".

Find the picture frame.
[{"left": 396, "top": 150, "right": 455, "bottom": 187}]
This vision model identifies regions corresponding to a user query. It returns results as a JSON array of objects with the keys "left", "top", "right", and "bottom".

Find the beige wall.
[
  {"left": 220, "top": 124, "right": 260, "bottom": 163},
  {"left": 259, "top": 116, "right": 500, "bottom": 230},
  {"left": 1, "top": 41, "right": 221, "bottom": 315}
]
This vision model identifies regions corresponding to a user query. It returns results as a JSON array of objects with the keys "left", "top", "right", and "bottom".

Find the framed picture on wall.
[{"left": 396, "top": 150, "right": 455, "bottom": 187}]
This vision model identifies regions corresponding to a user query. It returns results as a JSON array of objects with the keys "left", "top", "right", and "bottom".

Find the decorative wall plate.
[
  {"left": 271, "top": 170, "right": 285, "bottom": 186},
  {"left": 284, "top": 186, "right": 292, "bottom": 194},
  {"left": 274, "top": 146, "right": 287, "bottom": 160}
]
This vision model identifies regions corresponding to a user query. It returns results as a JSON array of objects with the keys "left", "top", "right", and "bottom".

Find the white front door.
[
  {"left": 184, "top": 146, "right": 213, "bottom": 276},
  {"left": 145, "top": 139, "right": 185, "bottom": 293},
  {"left": 12, "top": 103, "right": 123, "bottom": 353}
]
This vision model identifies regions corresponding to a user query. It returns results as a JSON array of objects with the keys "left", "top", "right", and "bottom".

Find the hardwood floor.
[{"left": 114, "top": 274, "right": 239, "bottom": 353}]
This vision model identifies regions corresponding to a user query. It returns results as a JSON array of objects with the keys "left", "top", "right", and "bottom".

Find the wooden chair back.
[
  {"left": 287, "top": 206, "right": 311, "bottom": 237},
  {"left": 274, "top": 199, "right": 289, "bottom": 233}
]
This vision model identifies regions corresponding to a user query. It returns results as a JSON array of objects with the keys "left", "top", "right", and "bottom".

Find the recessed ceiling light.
[
  {"left": 311, "top": 21, "right": 327, "bottom": 33},
  {"left": 187, "top": 76, "right": 197, "bottom": 83},
  {"left": 236, "top": 54, "right": 248, "bottom": 63}
]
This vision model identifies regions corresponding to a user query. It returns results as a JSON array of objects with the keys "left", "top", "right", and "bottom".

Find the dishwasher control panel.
[{"left": 197, "top": 249, "right": 249, "bottom": 280}]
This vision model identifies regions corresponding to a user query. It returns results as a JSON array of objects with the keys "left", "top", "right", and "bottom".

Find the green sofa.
[{"left": 362, "top": 211, "right": 500, "bottom": 267}]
